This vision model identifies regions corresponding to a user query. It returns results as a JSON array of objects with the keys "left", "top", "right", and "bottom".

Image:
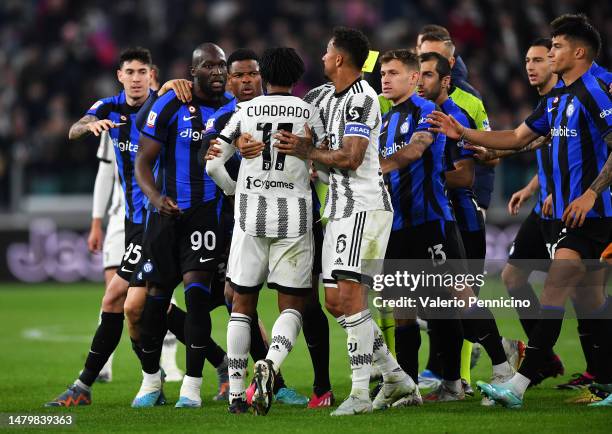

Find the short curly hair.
[{"left": 332, "top": 27, "right": 370, "bottom": 69}]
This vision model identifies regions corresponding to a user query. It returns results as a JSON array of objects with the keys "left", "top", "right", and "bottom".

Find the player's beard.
[{"left": 196, "top": 77, "right": 226, "bottom": 98}]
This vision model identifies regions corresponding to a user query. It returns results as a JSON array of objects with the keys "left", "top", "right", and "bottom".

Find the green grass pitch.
[{"left": 0, "top": 281, "right": 610, "bottom": 433}]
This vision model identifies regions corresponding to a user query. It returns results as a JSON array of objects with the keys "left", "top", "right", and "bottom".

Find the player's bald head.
[{"left": 192, "top": 43, "right": 225, "bottom": 66}]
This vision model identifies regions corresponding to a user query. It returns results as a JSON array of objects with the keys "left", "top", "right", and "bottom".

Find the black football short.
[
  {"left": 556, "top": 217, "right": 612, "bottom": 261},
  {"left": 385, "top": 219, "right": 468, "bottom": 276},
  {"left": 508, "top": 210, "right": 561, "bottom": 271},
  {"left": 140, "top": 200, "right": 224, "bottom": 289},
  {"left": 116, "top": 219, "right": 144, "bottom": 283}
]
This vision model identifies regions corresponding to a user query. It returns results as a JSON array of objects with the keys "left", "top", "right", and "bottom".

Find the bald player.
[{"left": 132, "top": 43, "right": 237, "bottom": 408}]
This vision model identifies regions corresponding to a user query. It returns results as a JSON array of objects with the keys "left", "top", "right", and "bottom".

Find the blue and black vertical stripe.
[
  {"left": 441, "top": 98, "right": 484, "bottom": 232},
  {"left": 380, "top": 94, "right": 454, "bottom": 231}
]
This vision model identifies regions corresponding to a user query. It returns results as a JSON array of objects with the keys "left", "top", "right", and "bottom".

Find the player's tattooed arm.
[
  {"left": 274, "top": 125, "right": 368, "bottom": 171},
  {"left": 562, "top": 133, "right": 612, "bottom": 228},
  {"left": 465, "top": 134, "right": 551, "bottom": 161},
  {"left": 68, "top": 115, "right": 118, "bottom": 140},
  {"left": 379, "top": 132, "right": 433, "bottom": 174},
  {"left": 588, "top": 133, "right": 612, "bottom": 195},
  {"left": 135, "top": 135, "right": 180, "bottom": 216}
]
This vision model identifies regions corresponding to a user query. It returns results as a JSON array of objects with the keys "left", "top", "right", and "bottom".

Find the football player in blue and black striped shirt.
[
  {"left": 378, "top": 50, "right": 515, "bottom": 403},
  {"left": 46, "top": 47, "right": 155, "bottom": 408},
  {"left": 429, "top": 14, "right": 612, "bottom": 408},
  {"left": 133, "top": 43, "right": 236, "bottom": 409}
]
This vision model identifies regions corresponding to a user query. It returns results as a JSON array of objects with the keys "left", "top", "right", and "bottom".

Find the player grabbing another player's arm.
[{"left": 275, "top": 28, "right": 417, "bottom": 416}]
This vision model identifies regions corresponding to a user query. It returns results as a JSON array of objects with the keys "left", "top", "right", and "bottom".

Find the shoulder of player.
[
  {"left": 570, "top": 73, "right": 610, "bottom": 112},
  {"left": 150, "top": 90, "right": 184, "bottom": 116},
  {"left": 87, "top": 93, "right": 122, "bottom": 113},
  {"left": 303, "top": 83, "right": 334, "bottom": 104}
]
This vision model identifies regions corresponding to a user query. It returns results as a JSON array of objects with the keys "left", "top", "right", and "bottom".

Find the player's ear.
[
  {"left": 442, "top": 75, "right": 451, "bottom": 89},
  {"left": 116, "top": 69, "right": 123, "bottom": 83},
  {"left": 336, "top": 53, "right": 343, "bottom": 68},
  {"left": 189, "top": 66, "right": 196, "bottom": 77}
]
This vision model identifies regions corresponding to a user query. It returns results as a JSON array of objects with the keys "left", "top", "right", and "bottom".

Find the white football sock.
[
  {"left": 372, "top": 321, "right": 407, "bottom": 383},
  {"left": 444, "top": 379, "right": 462, "bottom": 393},
  {"left": 227, "top": 313, "right": 251, "bottom": 403},
  {"left": 266, "top": 309, "right": 302, "bottom": 372},
  {"left": 160, "top": 331, "right": 179, "bottom": 371},
  {"left": 492, "top": 361, "right": 514, "bottom": 378},
  {"left": 345, "top": 310, "right": 374, "bottom": 397},
  {"left": 509, "top": 373, "right": 531, "bottom": 397},
  {"left": 74, "top": 379, "right": 90, "bottom": 392},
  {"left": 136, "top": 370, "right": 161, "bottom": 398},
  {"left": 179, "top": 375, "right": 202, "bottom": 402},
  {"left": 100, "top": 352, "right": 114, "bottom": 375}
]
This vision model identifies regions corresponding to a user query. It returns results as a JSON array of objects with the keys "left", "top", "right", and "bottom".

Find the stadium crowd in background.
[{"left": 0, "top": 0, "right": 610, "bottom": 208}]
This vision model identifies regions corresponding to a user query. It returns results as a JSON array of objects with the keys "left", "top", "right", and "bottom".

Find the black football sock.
[
  {"left": 302, "top": 301, "right": 331, "bottom": 395},
  {"left": 167, "top": 304, "right": 186, "bottom": 344},
  {"left": 139, "top": 294, "right": 171, "bottom": 374},
  {"left": 130, "top": 337, "right": 144, "bottom": 364},
  {"left": 428, "top": 318, "right": 463, "bottom": 382},
  {"left": 184, "top": 284, "right": 214, "bottom": 378},
  {"left": 249, "top": 311, "right": 268, "bottom": 361},
  {"left": 508, "top": 283, "right": 541, "bottom": 338},
  {"left": 519, "top": 306, "right": 565, "bottom": 381},
  {"left": 206, "top": 337, "right": 227, "bottom": 368},
  {"left": 576, "top": 316, "right": 597, "bottom": 376},
  {"left": 395, "top": 323, "right": 421, "bottom": 381},
  {"left": 589, "top": 299, "right": 612, "bottom": 383},
  {"left": 425, "top": 329, "right": 443, "bottom": 377},
  {"left": 273, "top": 371, "right": 287, "bottom": 394},
  {"left": 79, "top": 312, "right": 124, "bottom": 387},
  {"left": 461, "top": 306, "right": 506, "bottom": 365}
]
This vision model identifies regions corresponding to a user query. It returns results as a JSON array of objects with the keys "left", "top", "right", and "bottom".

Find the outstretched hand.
[{"left": 427, "top": 111, "right": 464, "bottom": 140}]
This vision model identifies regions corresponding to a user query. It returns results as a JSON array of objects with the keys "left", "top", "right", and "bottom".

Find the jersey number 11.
[{"left": 257, "top": 122, "right": 293, "bottom": 171}]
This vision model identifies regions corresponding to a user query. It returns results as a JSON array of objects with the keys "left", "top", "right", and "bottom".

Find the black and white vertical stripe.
[
  {"left": 277, "top": 197, "right": 289, "bottom": 238},
  {"left": 298, "top": 197, "right": 307, "bottom": 235},
  {"left": 239, "top": 193, "right": 248, "bottom": 232},
  {"left": 255, "top": 196, "right": 267, "bottom": 237},
  {"left": 348, "top": 212, "right": 366, "bottom": 267}
]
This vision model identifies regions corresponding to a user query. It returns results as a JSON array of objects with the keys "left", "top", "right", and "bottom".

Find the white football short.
[
  {"left": 227, "top": 226, "right": 313, "bottom": 294},
  {"left": 322, "top": 209, "right": 393, "bottom": 288},
  {"left": 103, "top": 215, "right": 125, "bottom": 269}
]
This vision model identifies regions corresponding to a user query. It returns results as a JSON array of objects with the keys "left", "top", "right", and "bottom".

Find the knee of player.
[
  {"left": 101, "top": 291, "right": 126, "bottom": 313},
  {"left": 124, "top": 298, "right": 143, "bottom": 325}
]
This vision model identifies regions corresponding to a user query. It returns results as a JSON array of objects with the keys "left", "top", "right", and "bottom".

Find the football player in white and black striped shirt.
[
  {"left": 275, "top": 27, "right": 418, "bottom": 416},
  {"left": 207, "top": 47, "right": 326, "bottom": 416}
]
